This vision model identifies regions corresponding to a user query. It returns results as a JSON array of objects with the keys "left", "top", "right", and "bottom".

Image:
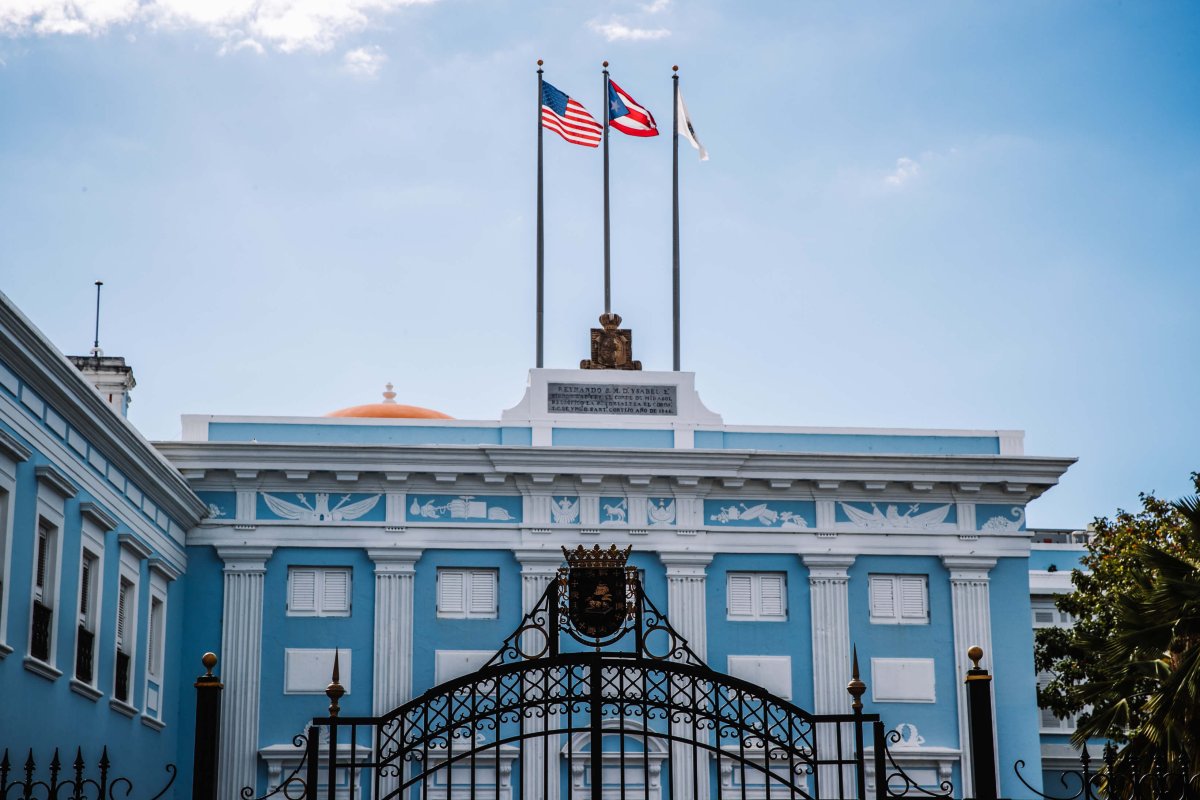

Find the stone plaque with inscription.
[{"left": 547, "top": 383, "right": 678, "bottom": 416}]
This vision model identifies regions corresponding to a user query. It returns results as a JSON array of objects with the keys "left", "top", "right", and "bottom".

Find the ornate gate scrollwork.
[{"left": 255, "top": 545, "right": 945, "bottom": 800}]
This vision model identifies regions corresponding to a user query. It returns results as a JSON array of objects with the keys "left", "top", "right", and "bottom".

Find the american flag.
[
  {"left": 607, "top": 78, "right": 658, "bottom": 137},
  {"left": 541, "top": 81, "right": 603, "bottom": 147}
]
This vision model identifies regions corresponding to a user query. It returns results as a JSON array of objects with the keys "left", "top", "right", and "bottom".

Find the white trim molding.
[
  {"left": 217, "top": 545, "right": 274, "bottom": 800},
  {"left": 942, "top": 555, "right": 996, "bottom": 798}
]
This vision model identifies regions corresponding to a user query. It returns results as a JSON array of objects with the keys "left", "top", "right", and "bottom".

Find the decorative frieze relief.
[
  {"left": 836, "top": 501, "right": 956, "bottom": 530},
  {"left": 260, "top": 492, "right": 383, "bottom": 523},
  {"left": 976, "top": 504, "right": 1026, "bottom": 531},
  {"left": 704, "top": 499, "right": 814, "bottom": 529},
  {"left": 407, "top": 494, "right": 522, "bottom": 523}
]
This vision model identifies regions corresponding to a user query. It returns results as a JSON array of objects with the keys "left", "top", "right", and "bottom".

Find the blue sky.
[{"left": 1, "top": 1, "right": 1197, "bottom": 528}]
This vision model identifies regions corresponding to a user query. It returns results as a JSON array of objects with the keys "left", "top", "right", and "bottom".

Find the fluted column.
[
  {"left": 943, "top": 556, "right": 996, "bottom": 799},
  {"left": 216, "top": 546, "right": 274, "bottom": 800},
  {"left": 369, "top": 549, "right": 422, "bottom": 712},
  {"left": 370, "top": 548, "right": 421, "bottom": 800},
  {"left": 804, "top": 554, "right": 855, "bottom": 798},
  {"left": 515, "top": 549, "right": 565, "bottom": 800},
  {"left": 661, "top": 551, "right": 714, "bottom": 800}
]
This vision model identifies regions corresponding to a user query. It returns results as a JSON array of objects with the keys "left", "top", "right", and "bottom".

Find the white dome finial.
[{"left": 382, "top": 383, "right": 397, "bottom": 404}]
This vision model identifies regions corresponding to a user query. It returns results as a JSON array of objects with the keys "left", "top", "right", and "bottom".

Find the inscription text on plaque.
[{"left": 547, "top": 383, "right": 678, "bottom": 416}]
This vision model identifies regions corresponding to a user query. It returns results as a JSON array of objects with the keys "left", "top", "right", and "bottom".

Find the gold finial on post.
[
  {"left": 326, "top": 650, "right": 346, "bottom": 717},
  {"left": 537, "top": 59, "right": 543, "bottom": 67},
  {"left": 672, "top": 65, "right": 679, "bottom": 72},
  {"left": 202, "top": 652, "right": 217, "bottom": 677},
  {"left": 968, "top": 646, "right": 984, "bottom": 670},
  {"left": 846, "top": 645, "right": 866, "bottom": 712}
]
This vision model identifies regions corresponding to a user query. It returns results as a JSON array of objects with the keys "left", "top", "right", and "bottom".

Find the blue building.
[{"left": 0, "top": 288, "right": 1089, "bottom": 799}]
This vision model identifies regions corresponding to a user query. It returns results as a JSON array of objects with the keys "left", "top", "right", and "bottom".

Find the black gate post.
[
  {"left": 192, "top": 652, "right": 223, "bottom": 800},
  {"left": 964, "top": 646, "right": 998, "bottom": 800},
  {"left": 589, "top": 657, "right": 603, "bottom": 800}
]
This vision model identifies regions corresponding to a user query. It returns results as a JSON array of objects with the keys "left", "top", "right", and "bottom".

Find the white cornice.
[
  {"left": 0, "top": 427, "right": 32, "bottom": 462},
  {"left": 35, "top": 463, "right": 77, "bottom": 498},
  {"left": 79, "top": 501, "right": 119, "bottom": 531},
  {"left": 155, "top": 441, "right": 1074, "bottom": 500},
  {"left": 0, "top": 292, "right": 206, "bottom": 527}
]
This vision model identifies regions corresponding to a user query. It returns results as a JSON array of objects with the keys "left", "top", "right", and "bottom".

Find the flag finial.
[
  {"left": 537, "top": 59, "right": 543, "bottom": 66},
  {"left": 602, "top": 60, "right": 609, "bottom": 68},
  {"left": 672, "top": 65, "right": 678, "bottom": 72}
]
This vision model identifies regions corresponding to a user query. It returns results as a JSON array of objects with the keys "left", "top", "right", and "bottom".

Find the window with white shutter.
[
  {"left": 437, "top": 569, "right": 498, "bottom": 619},
  {"left": 78, "top": 552, "right": 99, "bottom": 629},
  {"left": 869, "top": 575, "right": 929, "bottom": 624},
  {"left": 726, "top": 572, "right": 787, "bottom": 621},
  {"left": 34, "top": 521, "right": 56, "bottom": 605},
  {"left": 116, "top": 579, "right": 132, "bottom": 650},
  {"left": 1031, "top": 596, "right": 1079, "bottom": 732},
  {"left": 287, "top": 568, "right": 351, "bottom": 617}
]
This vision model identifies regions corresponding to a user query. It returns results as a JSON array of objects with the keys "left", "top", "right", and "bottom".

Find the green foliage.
[{"left": 1034, "top": 473, "right": 1200, "bottom": 778}]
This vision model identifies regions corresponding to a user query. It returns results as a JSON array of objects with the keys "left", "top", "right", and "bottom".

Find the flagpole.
[
  {"left": 672, "top": 66, "right": 681, "bottom": 371},
  {"left": 536, "top": 59, "right": 545, "bottom": 368},
  {"left": 602, "top": 60, "right": 611, "bottom": 315}
]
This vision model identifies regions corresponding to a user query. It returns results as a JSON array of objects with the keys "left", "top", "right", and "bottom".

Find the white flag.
[{"left": 676, "top": 88, "right": 708, "bottom": 161}]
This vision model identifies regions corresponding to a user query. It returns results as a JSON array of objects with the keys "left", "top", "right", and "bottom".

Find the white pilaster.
[
  {"left": 216, "top": 546, "right": 273, "bottom": 800},
  {"left": 804, "top": 554, "right": 855, "bottom": 798},
  {"left": 369, "top": 549, "right": 422, "bottom": 712},
  {"left": 515, "top": 549, "right": 566, "bottom": 800},
  {"left": 942, "top": 556, "right": 996, "bottom": 799},
  {"left": 369, "top": 548, "right": 421, "bottom": 800},
  {"left": 661, "top": 551, "right": 714, "bottom": 800}
]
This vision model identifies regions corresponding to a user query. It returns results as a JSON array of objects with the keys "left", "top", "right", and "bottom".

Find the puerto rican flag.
[
  {"left": 541, "top": 81, "right": 603, "bottom": 147},
  {"left": 607, "top": 78, "right": 659, "bottom": 137}
]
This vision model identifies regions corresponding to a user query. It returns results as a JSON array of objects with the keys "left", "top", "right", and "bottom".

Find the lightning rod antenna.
[{"left": 92, "top": 281, "right": 103, "bottom": 357}]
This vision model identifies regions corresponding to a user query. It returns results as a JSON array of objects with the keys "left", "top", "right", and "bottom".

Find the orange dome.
[{"left": 326, "top": 383, "right": 453, "bottom": 420}]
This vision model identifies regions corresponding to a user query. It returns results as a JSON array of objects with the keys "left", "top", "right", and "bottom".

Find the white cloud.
[
  {"left": 0, "top": 0, "right": 440, "bottom": 53},
  {"left": 589, "top": 19, "right": 670, "bottom": 42},
  {"left": 884, "top": 157, "right": 921, "bottom": 187},
  {"left": 342, "top": 44, "right": 385, "bottom": 77},
  {"left": 642, "top": 0, "right": 670, "bottom": 12}
]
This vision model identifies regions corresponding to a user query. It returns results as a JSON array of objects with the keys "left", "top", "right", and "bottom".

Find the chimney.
[{"left": 68, "top": 354, "right": 136, "bottom": 418}]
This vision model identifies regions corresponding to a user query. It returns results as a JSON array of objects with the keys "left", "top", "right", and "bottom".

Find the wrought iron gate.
[{"left": 259, "top": 546, "right": 937, "bottom": 800}]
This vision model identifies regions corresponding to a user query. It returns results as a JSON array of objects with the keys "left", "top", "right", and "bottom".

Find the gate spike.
[
  {"left": 846, "top": 645, "right": 866, "bottom": 712},
  {"left": 326, "top": 649, "right": 346, "bottom": 717}
]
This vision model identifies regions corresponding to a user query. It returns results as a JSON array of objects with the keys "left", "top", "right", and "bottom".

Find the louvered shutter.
[
  {"left": 758, "top": 574, "right": 786, "bottom": 618},
  {"left": 469, "top": 571, "right": 497, "bottom": 617},
  {"left": 898, "top": 576, "right": 927, "bottom": 621},
  {"left": 869, "top": 576, "right": 896, "bottom": 621},
  {"left": 116, "top": 581, "right": 129, "bottom": 649},
  {"left": 79, "top": 558, "right": 92, "bottom": 620},
  {"left": 322, "top": 570, "right": 350, "bottom": 614},
  {"left": 35, "top": 531, "right": 48, "bottom": 592},
  {"left": 438, "top": 570, "right": 466, "bottom": 616},
  {"left": 1037, "top": 671, "right": 1065, "bottom": 730},
  {"left": 289, "top": 569, "right": 318, "bottom": 614},
  {"left": 727, "top": 574, "right": 754, "bottom": 618}
]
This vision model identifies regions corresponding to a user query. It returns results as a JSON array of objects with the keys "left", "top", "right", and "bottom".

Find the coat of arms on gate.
[{"left": 562, "top": 544, "right": 635, "bottom": 639}]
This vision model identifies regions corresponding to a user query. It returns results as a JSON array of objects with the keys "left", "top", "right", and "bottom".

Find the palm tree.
[{"left": 1069, "top": 496, "right": 1200, "bottom": 794}]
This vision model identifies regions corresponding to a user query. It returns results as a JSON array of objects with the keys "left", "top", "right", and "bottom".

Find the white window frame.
[
  {"left": 868, "top": 574, "right": 929, "bottom": 625},
  {"left": 25, "top": 468, "right": 72, "bottom": 678},
  {"left": 726, "top": 572, "right": 788, "bottom": 621},
  {"left": 0, "top": 476, "right": 16, "bottom": 655},
  {"left": 1032, "top": 596, "right": 1079, "bottom": 733},
  {"left": 142, "top": 561, "right": 175, "bottom": 727},
  {"left": 71, "top": 507, "right": 111, "bottom": 696},
  {"left": 287, "top": 567, "right": 352, "bottom": 618},
  {"left": 436, "top": 568, "right": 499, "bottom": 619},
  {"left": 110, "top": 537, "right": 147, "bottom": 715},
  {"left": 0, "top": 432, "right": 31, "bottom": 656}
]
